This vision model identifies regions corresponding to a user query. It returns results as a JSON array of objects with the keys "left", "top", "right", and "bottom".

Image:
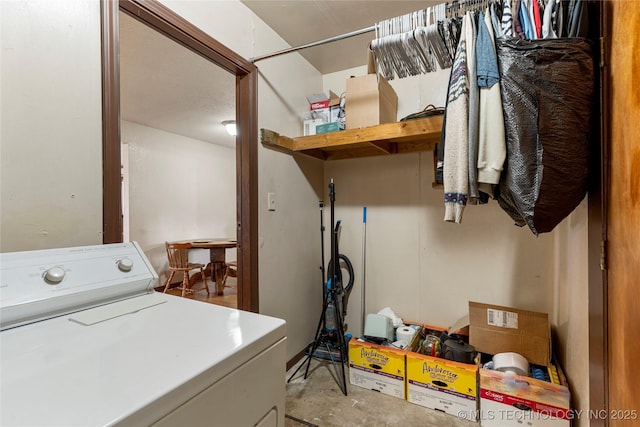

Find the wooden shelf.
[{"left": 260, "top": 115, "right": 443, "bottom": 161}]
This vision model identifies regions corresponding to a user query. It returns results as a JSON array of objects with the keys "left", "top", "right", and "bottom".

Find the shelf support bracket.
[{"left": 367, "top": 141, "right": 397, "bottom": 155}]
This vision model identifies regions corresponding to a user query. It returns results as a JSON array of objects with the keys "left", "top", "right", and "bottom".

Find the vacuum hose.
[{"left": 327, "top": 253, "right": 354, "bottom": 315}]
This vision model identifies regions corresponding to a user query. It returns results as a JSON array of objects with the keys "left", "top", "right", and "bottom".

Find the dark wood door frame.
[
  {"left": 588, "top": 3, "right": 607, "bottom": 425},
  {"left": 100, "top": 0, "right": 259, "bottom": 312}
]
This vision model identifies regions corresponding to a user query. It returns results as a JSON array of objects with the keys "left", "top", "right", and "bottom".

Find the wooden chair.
[
  {"left": 222, "top": 261, "right": 237, "bottom": 288},
  {"left": 163, "top": 242, "right": 209, "bottom": 297}
]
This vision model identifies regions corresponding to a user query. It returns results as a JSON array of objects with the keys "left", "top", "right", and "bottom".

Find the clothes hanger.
[
  {"left": 415, "top": 7, "right": 450, "bottom": 71},
  {"left": 434, "top": 6, "right": 453, "bottom": 68}
]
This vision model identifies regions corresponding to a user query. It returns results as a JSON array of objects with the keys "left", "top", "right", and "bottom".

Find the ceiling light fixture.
[{"left": 222, "top": 120, "right": 237, "bottom": 136}]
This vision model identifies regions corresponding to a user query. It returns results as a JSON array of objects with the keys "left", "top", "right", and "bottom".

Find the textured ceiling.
[{"left": 119, "top": 12, "right": 236, "bottom": 147}]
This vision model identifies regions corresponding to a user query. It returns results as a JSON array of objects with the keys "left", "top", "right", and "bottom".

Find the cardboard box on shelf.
[
  {"left": 479, "top": 357, "right": 571, "bottom": 427},
  {"left": 405, "top": 326, "right": 479, "bottom": 421},
  {"left": 345, "top": 74, "right": 398, "bottom": 129},
  {"left": 306, "top": 93, "right": 330, "bottom": 110},
  {"left": 469, "top": 301, "right": 551, "bottom": 366},
  {"left": 306, "top": 91, "right": 341, "bottom": 111},
  {"left": 348, "top": 337, "right": 409, "bottom": 400},
  {"left": 303, "top": 91, "right": 343, "bottom": 135}
]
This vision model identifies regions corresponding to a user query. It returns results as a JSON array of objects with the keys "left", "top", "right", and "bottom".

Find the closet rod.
[{"left": 250, "top": 25, "right": 375, "bottom": 63}]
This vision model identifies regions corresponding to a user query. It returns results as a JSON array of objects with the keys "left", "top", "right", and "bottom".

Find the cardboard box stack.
[
  {"left": 349, "top": 321, "right": 478, "bottom": 420},
  {"left": 347, "top": 303, "right": 572, "bottom": 426},
  {"left": 303, "top": 91, "right": 342, "bottom": 136}
]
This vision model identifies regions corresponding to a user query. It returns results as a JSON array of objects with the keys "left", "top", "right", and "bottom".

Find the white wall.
[
  {"left": 121, "top": 121, "right": 236, "bottom": 282},
  {"left": 159, "top": 0, "right": 325, "bottom": 360},
  {"left": 552, "top": 199, "right": 589, "bottom": 427},
  {"left": 324, "top": 152, "right": 556, "bottom": 333},
  {"left": 0, "top": 0, "right": 103, "bottom": 252}
]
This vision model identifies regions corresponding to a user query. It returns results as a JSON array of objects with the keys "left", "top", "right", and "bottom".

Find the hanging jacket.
[
  {"left": 467, "top": 12, "right": 480, "bottom": 202},
  {"left": 443, "top": 14, "right": 470, "bottom": 223},
  {"left": 542, "top": 0, "right": 559, "bottom": 38},
  {"left": 477, "top": 10, "right": 506, "bottom": 190}
]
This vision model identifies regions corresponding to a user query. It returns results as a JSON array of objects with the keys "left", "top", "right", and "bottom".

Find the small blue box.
[{"left": 316, "top": 122, "right": 340, "bottom": 134}]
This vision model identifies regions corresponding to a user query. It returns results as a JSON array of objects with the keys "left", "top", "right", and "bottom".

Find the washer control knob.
[
  {"left": 44, "top": 267, "right": 66, "bottom": 283},
  {"left": 117, "top": 257, "right": 134, "bottom": 272}
]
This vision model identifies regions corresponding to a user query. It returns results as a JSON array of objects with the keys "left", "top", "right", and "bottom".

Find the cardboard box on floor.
[
  {"left": 405, "top": 325, "right": 479, "bottom": 422},
  {"left": 348, "top": 337, "right": 409, "bottom": 400},
  {"left": 345, "top": 74, "right": 397, "bottom": 129},
  {"left": 478, "top": 358, "right": 571, "bottom": 427},
  {"left": 469, "top": 302, "right": 572, "bottom": 427}
]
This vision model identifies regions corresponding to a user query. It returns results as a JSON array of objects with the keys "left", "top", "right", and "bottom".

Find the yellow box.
[
  {"left": 406, "top": 326, "right": 479, "bottom": 421},
  {"left": 348, "top": 339, "right": 406, "bottom": 399}
]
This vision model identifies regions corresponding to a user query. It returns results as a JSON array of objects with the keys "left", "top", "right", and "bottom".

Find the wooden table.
[{"left": 175, "top": 238, "right": 237, "bottom": 295}]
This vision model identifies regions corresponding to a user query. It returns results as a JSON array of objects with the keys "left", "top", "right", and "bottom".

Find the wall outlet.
[{"left": 268, "top": 192, "right": 276, "bottom": 211}]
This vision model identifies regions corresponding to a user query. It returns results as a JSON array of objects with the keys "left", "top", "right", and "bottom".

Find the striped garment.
[
  {"left": 502, "top": 0, "right": 514, "bottom": 37},
  {"left": 443, "top": 14, "right": 470, "bottom": 223}
]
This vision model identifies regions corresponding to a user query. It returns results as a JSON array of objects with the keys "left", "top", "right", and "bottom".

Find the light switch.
[{"left": 267, "top": 192, "right": 276, "bottom": 211}]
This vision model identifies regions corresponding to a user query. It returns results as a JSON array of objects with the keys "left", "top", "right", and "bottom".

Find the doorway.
[
  {"left": 101, "top": 0, "right": 259, "bottom": 312},
  {"left": 118, "top": 10, "right": 238, "bottom": 307}
]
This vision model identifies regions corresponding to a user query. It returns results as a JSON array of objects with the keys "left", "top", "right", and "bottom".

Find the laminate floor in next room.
[
  {"left": 285, "top": 359, "right": 477, "bottom": 427},
  {"left": 164, "top": 276, "right": 237, "bottom": 309}
]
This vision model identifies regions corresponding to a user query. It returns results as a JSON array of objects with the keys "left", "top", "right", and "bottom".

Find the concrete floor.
[{"left": 285, "top": 359, "right": 478, "bottom": 427}]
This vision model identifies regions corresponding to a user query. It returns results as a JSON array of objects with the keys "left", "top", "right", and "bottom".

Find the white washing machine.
[{"left": 0, "top": 242, "right": 286, "bottom": 427}]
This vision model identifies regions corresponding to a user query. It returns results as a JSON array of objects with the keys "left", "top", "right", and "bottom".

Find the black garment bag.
[{"left": 495, "top": 38, "right": 594, "bottom": 235}]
